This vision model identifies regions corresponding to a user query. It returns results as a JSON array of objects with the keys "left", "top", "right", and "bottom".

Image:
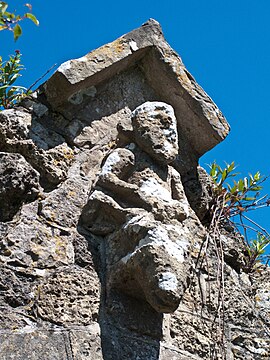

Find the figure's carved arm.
[
  {"left": 98, "top": 172, "right": 138, "bottom": 193},
  {"left": 97, "top": 148, "right": 152, "bottom": 208},
  {"left": 97, "top": 148, "right": 137, "bottom": 190},
  {"left": 169, "top": 166, "right": 188, "bottom": 201}
]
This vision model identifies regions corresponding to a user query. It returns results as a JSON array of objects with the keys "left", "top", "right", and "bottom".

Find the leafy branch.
[
  {"left": 194, "top": 162, "right": 270, "bottom": 358},
  {"left": 0, "top": 2, "right": 38, "bottom": 41},
  {"left": 0, "top": 50, "right": 30, "bottom": 108},
  {"left": 246, "top": 233, "right": 270, "bottom": 271},
  {"left": 0, "top": 2, "right": 39, "bottom": 109},
  {"left": 209, "top": 161, "right": 270, "bottom": 271}
]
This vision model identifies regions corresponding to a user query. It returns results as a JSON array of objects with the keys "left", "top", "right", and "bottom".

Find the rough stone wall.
[{"left": 0, "top": 20, "right": 269, "bottom": 360}]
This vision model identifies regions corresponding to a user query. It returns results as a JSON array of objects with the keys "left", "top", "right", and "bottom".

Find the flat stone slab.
[
  {"left": 41, "top": 19, "right": 230, "bottom": 157},
  {"left": 0, "top": 325, "right": 102, "bottom": 360}
]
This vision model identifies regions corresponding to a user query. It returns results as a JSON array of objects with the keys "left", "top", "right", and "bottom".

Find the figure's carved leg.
[
  {"left": 107, "top": 218, "right": 191, "bottom": 313},
  {"left": 81, "top": 190, "right": 128, "bottom": 235}
]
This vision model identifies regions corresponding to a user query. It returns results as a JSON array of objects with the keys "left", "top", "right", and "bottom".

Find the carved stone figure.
[{"left": 81, "top": 102, "right": 198, "bottom": 313}]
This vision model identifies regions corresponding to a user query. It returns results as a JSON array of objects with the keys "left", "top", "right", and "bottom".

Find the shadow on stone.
[{"left": 77, "top": 221, "right": 163, "bottom": 360}]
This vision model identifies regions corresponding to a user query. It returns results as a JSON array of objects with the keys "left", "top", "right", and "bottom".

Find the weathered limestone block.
[
  {"left": 183, "top": 166, "right": 214, "bottom": 224},
  {"left": 39, "top": 176, "right": 90, "bottom": 228},
  {"left": 0, "top": 332, "right": 68, "bottom": 360},
  {"left": 37, "top": 266, "right": 100, "bottom": 326},
  {"left": 255, "top": 268, "right": 270, "bottom": 323},
  {"left": 0, "top": 266, "right": 34, "bottom": 309},
  {"left": 0, "top": 108, "right": 74, "bottom": 189},
  {"left": 69, "top": 326, "right": 103, "bottom": 359},
  {"left": 73, "top": 107, "right": 133, "bottom": 149},
  {"left": 0, "top": 152, "right": 40, "bottom": 221},
  {"left": 0, "top": 202, "right": 74, "bottom": 270},
  {"left": 0, "top": 327, "right": 102, "bottom": 360},
  {"left": 81, "top": 190, "right": 134, "bottom": 235},
  {"left": 43, "top": 20, "right": 229, "bottom": 159},
  {"left": 0, "top": 108, "right": 33, "bottom": 142}
]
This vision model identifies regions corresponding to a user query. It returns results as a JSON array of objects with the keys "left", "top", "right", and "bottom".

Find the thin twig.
[
  {"left": 26, "top": 63, "right": 57, "bottom": 93},
  {"left": 241, "top": 214, "right": 270, "bottom": 237},
  {"left": 239, "top": 212, "right": 248, "bottom": 244},
  {"left": 232, "top": 221, "right": 264, "bottom": 237}
]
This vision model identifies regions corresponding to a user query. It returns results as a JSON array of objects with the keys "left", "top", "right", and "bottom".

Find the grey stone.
[
  {"left": 0, "top": 152, "right": 40, "bottom": 221},
  {"left": 70, "top": 326, "right": 103, "bottom": 359},
  {"left": 37, "top": 266, "right": 100, "bottom": 326},
  {"left": 0, "top": 201, "right": 74, "bottom": 270},
  {"left": 0, "top": 108, "right": 74, "bottom": 189},
  {"left": 183, "top": 166, "right": 214, "bottom": 224},
  {"left": 107, "top": 218, "right": 191, "bottom": 313},
  {"left": 0, "top": 331, "right": 70, "bottom": 360}
]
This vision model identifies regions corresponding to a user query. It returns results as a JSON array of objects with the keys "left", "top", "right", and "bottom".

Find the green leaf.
[
  {"left": 4, "top": 11, "right": 15, "bottom": 19},
  {"left": 254, "top": 172, "right": 261, "bottom": 181},
  {"left": 25, "top": 13, "right": 39, "bottom": 26},
  {"left": 7, "top": 87, "right": 16, "bottom": 97},
  {"left": 227, "top": 161, "right": 235, "bottom": 173},
  {"left": 250, "top": 186, "right": 262, "bottom": 191},
  {"left": 0, "top": 2, "right": 8, "bottom": 15},
  {"left": 4, "top": 62, "right": 10, "bottom": 73},
  {"left": 230, "top": 184, "right": 238, "bottom": 194},
  {"left": 8, "top": 85, "right": 27, "bottom": 91},
  {"left": 210, "top": 166, "right": 216, "bottom": 178},
  {"left": 221, "top": 169, "right": 227, "bottom": 181},
  {"left": 216, "top": 164, "right": 223, "bottom": 174},
  {"left": 9, "top": 73, "right": 21, "bottom": 85},
  {"left": 238, "top": 179, "right": 244, "bottom": 192},
  {"left": 0, "top": 84, "right": 8, "bottom": 90},
  {"left": 13, "top": 23, "right": 22, "bottom": 41}
]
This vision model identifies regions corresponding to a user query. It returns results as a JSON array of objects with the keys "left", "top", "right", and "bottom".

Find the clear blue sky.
[{"left": 2, "top": 1, "right": 270, "bottom": 251}]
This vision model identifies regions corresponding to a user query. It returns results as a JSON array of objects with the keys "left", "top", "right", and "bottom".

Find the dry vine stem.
[
  {"left": 197, "top": 191, "right": 227, "bottom": 360},
  {"left": 194, "top": 162, "right": 270, "bottom": 359}
]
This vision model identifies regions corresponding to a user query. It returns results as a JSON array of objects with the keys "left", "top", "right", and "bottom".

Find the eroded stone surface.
[
  {"left": 0, "top": 108, "right": 74, "bottom": 189},
  {"left": 0, "top": 152, "right": 40, "bottom": 221},
  {"left": 37, "top": 266, "right": 100, "bottom": 325},
  {"left": 0, "top": 331, "right": 70, "bottom": 360}
]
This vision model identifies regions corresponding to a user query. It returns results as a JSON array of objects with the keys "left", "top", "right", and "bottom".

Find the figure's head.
[{"left": 132, "top": 102, "right": 179, "bottom": 164}]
